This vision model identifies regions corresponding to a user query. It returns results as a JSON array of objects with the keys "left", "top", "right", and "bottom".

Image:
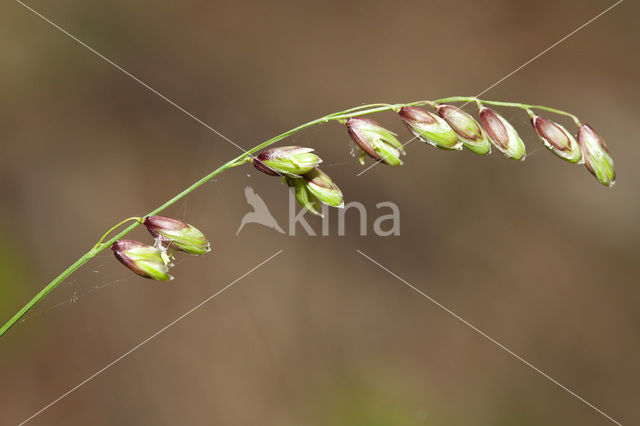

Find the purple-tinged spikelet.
[
  {"left": 286, "top": 168, "right": 344, "bottom": 216},
  {"left": 111, "top": 240, "right": 173, "bottom": 281},
  {"left": 531, "top": 115, "right": 582, "bottom": 163},
  {"left": 144, "top": 216, "right": 210, "bottom": 255},
  {"left": 479, "top": 107, "right": 526, "bottom": 160},
  {"left": 346, "top": 118, "right": 404, "bottom": 166},
  {"left": 399, "top": 106, "right": 461, "bottom": 150},
  {"left": 252, "top": 146, "right": 321, "bottom": 177},
  {"left": 577, "top": 124, "right": 615, "bottom": 187},
  {"left": 436, "top": 104, "right": 490, "bottom": 155}
]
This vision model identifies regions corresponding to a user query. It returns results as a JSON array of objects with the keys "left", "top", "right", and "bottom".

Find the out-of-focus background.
[{"left": 0, "top": 0, "right": 638, "bottom": 424}]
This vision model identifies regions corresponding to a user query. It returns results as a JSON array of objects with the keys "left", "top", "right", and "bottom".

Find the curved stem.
[
  {"left": 92, "top": 217, "right": 142, "bottom": 250},
  {"left": 324, "top": 103, "right": 395, "bottom": 117},
  {"left": 433, "top": 96, "right": 581, "bottom": 126},
  {"left": 0, "top": 96, "right": 583, "bottom": 337}
]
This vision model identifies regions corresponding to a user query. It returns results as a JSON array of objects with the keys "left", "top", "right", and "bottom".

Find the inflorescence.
[{"left": 0, "top": 96, "right": 615, "bottom": 337}]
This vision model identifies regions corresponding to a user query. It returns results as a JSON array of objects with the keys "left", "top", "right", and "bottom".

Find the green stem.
[
  {"left": 433, "top": 96, "right": 581, "bottom": 126},
  {"left": 0, "top": 96, "right": 582, "bottom": 337},
  {"left": 92, "top": 217, "right": 142, "bottom": 250}
]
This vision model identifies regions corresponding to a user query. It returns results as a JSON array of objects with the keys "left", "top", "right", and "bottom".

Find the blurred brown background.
[{"left": 0, "top": 0, "right": 638, "bottom": 424}]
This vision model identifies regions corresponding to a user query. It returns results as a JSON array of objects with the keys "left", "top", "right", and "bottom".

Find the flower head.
[
  {"left": 252, "top": 146, "right": 322, "bottom": 177},
  {"left": 111, "top": 240, "right": 173, "bottom": 281},
  {"left": 143, "top": 215, "right": 211, "bottom": 255},
  {"left": 286, "top": 168, "right": 344, "bottom": 216},
  {"left": 530, "top": 114, "right": 582, "bottom": 163},
  {"left": 436, "top": 104, "right": 490, "bottom": 155},
  {"left": 577, "top": 124, "right": 615, "bottom": 186},
  {"left": 479, "top": 107, "right": 526, "bottom": 160},
  {"left": 399, "top": 106, "right": 461, "bottom": 150},
  {"left": 346, "top": 117, "right": 405, "bottom": 166}
]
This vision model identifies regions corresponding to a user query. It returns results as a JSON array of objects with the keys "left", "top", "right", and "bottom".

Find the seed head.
[
  {"left": 286, "top": 168, "right": 344, "bottom": 216},
  {"left": 577, "top": 124, "right": 615, "bottom": 187},
  {"left": 479, "top": 107, "right": 526, "bottom": 160},
  {"left": 252, "top": 146, "right": 322, "bottom": 177},
  {"left": 436, "top": 104, "right": 490, "bottom": 155},
  {"left": 143, "top": 215, "right": 211, "bottom": 255},
  {"left": 398, "top": 106, "right": 461, "bottom": 150},
  {"left": 346, "top": 117, "right": 405, "bottom": 166},
  {"left": 111, "top": 240, "right": 173, "bottom": 281},
  {"left": 530, "top": 115, "right": 582, "bottom": 163}
]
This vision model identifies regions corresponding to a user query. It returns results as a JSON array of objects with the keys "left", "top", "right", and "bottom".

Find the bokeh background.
[{"left": 1, "top": 0, "right": 638, "bottom": 424}]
